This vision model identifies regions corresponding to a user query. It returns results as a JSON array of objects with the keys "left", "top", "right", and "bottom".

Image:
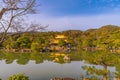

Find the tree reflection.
[
  {"left": 30, "top": 53, "right": 44, "bottom": 64},
  {"left": 4, "top": 52, "right": 17, "bottom": 64},
  {"left": 16, "top": 53, "right": 30, "bottom": 65},
  {"left": 1, "top": 51, "right": 120, "bottom": 79},
  {"left": 0, "top": 52, "right": 4, "bottom": 60},
  {"left": 0, "top": 51, "right": 83, "bottom": 65}
]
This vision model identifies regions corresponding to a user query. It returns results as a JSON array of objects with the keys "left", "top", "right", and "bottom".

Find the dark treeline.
[{"left": 1, "top": 25, "right": 120, "bottom": 52}]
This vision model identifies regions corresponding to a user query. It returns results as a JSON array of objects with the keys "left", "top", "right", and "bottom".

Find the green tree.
[
  {"left": 83, "top": 51, "right": 119, "bottom": 80},
  {"left": 58, "top": 39, "right": 66, "bottom": 47},
  {"left": 16, "top": 36, "right": 31, "bottom": 48},
  {"left": 114, "top": 63, "right": 120, "bottom": 80},
  {"left": 75, "top": 36, "right": 83, "bottom": 50},
  {"left": 8, "top": 74, "right": 29, "bottom": 80},
  {"left": 31, "top": 42, "right": 40, "bottom": 52},
  {"left": 82, "top": 37, "right": 94, "bottom": 47},
  {"left": 3, "top": 37, "right": 17, "bottom": 49}
]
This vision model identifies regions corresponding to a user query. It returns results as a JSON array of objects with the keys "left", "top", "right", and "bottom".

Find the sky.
[{"left": 29, "top": 0, "right": 120, "bottom": 31}]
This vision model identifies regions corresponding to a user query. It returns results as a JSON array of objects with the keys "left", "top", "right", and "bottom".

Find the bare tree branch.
[
  {"left": 0, "top": 8, "right": 7, "bottom": 19},
  {"left": 0, "top": 0, "right": 47, "bottom": 45},
  {"left": 0, "top": 0, "right": 40, "bottom": 44},
  {"left": 26, "top": 24, "right": 48, "bottom": 32}
]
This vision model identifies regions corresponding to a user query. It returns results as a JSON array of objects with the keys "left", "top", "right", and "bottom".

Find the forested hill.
[
  {"left": 1, "top": 25, "right": 120, "bottom": 52},
  {"left": 85, "top": 25, "right": 120, "bottom": 36}
]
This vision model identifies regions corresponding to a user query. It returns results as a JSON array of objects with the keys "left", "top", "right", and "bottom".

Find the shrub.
[{"left": 8, "top": 74, "right": 29, "bottom": 80}]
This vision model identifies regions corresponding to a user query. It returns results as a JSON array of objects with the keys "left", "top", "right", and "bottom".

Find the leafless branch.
[
  {"left": 0, "top": 0, "right": 46, "bottom": 44},
  {"left": 26, "top": 24, "right": 48, "bottom": 32}
]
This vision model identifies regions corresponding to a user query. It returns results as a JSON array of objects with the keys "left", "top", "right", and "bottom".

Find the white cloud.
[{"left": 28, "top": 13, "right": 120, "bottom": 31}]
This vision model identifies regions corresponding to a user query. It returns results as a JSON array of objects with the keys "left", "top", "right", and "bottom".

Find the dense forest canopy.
[{"left": 0, "top": 25, "right": 120, "bottom": 52}]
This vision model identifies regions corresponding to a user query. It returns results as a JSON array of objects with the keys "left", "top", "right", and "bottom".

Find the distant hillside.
[
  {"left": 97, "top": 25, "right": 120, "bottom": 32},
  {"left": 84, "top": 25, "right": 120, "bottom": 38},
  {"left": 62, "top": 30, "right": 83, "bottom": 33},
  {"left": 85, "top": 29, "right": 97, "bottom": 32}
]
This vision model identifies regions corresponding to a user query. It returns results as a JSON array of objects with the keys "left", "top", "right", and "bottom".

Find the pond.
[
  {"left": 0, "top": 60, "right": 85, "bottom": 80},
  {"left": 0, "top": 51, "right": 118, "bottom": 80}
]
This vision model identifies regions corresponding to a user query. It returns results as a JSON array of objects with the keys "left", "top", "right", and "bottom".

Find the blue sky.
[{"left": 30, "top": 0, "right": 120, "bottom": 31}]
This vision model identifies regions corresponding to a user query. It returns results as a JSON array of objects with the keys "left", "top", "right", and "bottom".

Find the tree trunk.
[
  {"left": 103, "top": 75, "right": 107, "bottom": 80},
  {"left": 103, "top": 65, "right": 107, "bottom": 80}
]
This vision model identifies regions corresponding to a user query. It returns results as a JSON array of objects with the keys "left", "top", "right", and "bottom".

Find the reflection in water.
[
  {"left": 0, "top": 51, "right": 83, "bottom": 65},
  {"left": 0, "top": 60, "right": 85, "bottom": 80},
  {"left": 0, "top": 51, "right": 119, "bottom": 80},
  {"left": 0, "top": 51, "right": 83, "bottom": 80}
]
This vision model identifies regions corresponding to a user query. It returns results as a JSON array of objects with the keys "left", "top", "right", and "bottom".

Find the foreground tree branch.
[
  {"left": 0, "top": 0, "right": 45, "bottom": 45},
  {"left": 0, "top": 8, "right": 6, "bottom": 19}
]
